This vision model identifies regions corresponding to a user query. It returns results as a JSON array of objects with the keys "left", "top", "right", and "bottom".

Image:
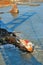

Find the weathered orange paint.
[{"left": 0, "top": 0, "right": 19, "bottom": 13}]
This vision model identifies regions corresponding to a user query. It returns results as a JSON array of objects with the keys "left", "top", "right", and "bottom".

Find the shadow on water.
[
  {"left": 1, "top": 44, "right": 42, "bottom": 65},
  {"left": 20, "top": 52, "right": 42, "bottom": 65}
]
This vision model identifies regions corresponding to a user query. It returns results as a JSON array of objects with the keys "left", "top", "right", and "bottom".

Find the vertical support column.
[{"left": 10, "top": 4, "right": 19, "bottom": 13}]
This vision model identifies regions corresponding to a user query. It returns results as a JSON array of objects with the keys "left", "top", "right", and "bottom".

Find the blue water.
[
  {"left": 0, "top": 44, "right": 42, "bottom": 65},
  {"left": 0, "top": 3, "right": 43, "bottom": 65}
]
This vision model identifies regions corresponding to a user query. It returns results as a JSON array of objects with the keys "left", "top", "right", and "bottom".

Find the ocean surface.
[{"left": 0, "top": 3, "right": 43, "bottom": 65}]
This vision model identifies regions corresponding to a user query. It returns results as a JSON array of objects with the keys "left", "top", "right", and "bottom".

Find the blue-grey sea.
[{"left": 0, "top": 3, "right": 43, "bottom": 65}]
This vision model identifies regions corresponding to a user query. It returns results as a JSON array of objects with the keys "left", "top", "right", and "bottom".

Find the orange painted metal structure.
[{"left": 0, "top": 0, "right": 19, "bottom": 13}]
